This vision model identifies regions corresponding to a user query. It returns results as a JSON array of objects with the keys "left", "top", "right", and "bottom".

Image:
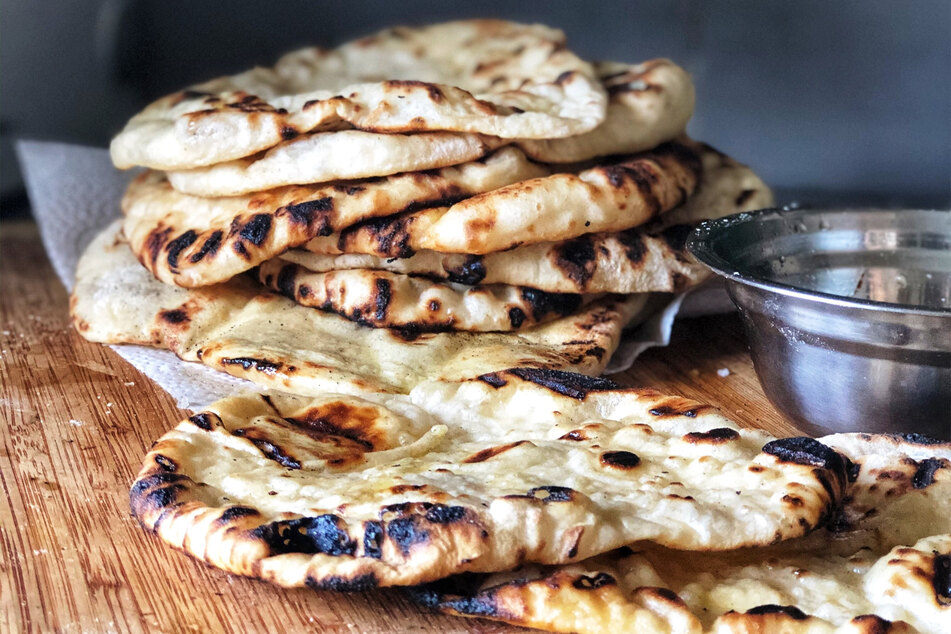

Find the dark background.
[{"left": 2, "top": 0, "right": 950, "bottom": 216}]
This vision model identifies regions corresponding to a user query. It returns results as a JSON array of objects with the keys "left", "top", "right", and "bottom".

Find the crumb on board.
[{"left": 68, "top": 419, "right": 83, "bottom": 427}]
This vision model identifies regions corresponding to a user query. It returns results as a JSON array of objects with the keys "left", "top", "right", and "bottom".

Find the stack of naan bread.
[
  {"left": 70, "top": 20, "right": 949, "bottom": 633},
  {"left": 73, "top": 20, "right": 774, "bottom": 394}
]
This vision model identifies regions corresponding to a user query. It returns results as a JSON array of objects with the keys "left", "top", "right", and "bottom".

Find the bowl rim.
[{"left": 687, "top": 206, "right": 951, "bottom": 318}]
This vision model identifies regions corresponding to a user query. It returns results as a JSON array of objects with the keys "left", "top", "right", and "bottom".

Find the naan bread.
[
  {"left": 517, "top": 60, "right": 695, "bottom": 164},
  {"left": 656, "top": 145, "right": 775, "bottom": 230},
  {"left": 122, "top": 147, "right": 547, "bottom": 287},
  {"left": 72, "top": 223, "right": 646, "bottom": 395},
  {"left": 285, "top": 225, "right": 707, "bottom": 294},
  {"left": 412, "top": 433, "right": 951, "bottom": 633},
  {"left": 300, "top": 139, "right": 703, "bottom": 257},
  {"left": 411, "top": 139, "right": 702, "bottom": 254},
  {"left": 165, "top": 59, "right": 694, "bottom": 196},
  {"left": 290, "top": 146, "right": 772, "bottom": 293},
  {"left": 129, "top": 370, "right": 850, "bottom": 590},
  {"left": 110, "top": 20, "right": 606, "bottom": 170},
  {"left": 257, "top": 261, "right": 597, "bottom": 332},
  {"left": 166, "top": 131, "right": 504, "bottom": 197}
]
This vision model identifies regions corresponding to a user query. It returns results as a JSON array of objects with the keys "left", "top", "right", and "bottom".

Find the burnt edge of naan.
[
  {"left": 762, "top": 437, "right": 851, "bottom": 529},
  {"left": 475, "top": 370, "right": 729, "bottom": 427},
  {"left": 716, "top": 609, "right": 910, "bottom": 633},
  {"left": 825, "top": 451, "right": 950, "bottom": 536},
  {"left": 477, "top": 367, "right": 620, "bottom": 399},
  {"left": 407, "top": 569, "right": 653, "bottom": 624},
  {"left": 883, "top": 432, "right": 948, "bottom": 447},
  {"left": 407, "top": 575, "right": 914, "bottom": 633}
]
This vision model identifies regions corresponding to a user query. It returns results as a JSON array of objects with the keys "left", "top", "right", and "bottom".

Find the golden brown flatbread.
[
  {"left": 411, "top": 433, "right": 951, "bottom": 633},
  {"left": 298, "top": 139, "right": 703, "bottom": 258},
  {"left": 110, "top": 20, "right": 606, "bottom": 170},
  {"left": 129, "top": 371, "right": 850, "bottom": 590},
  {"left": 121, "top": 147, "right": 546, "bottom": 287},
  {"left": 164, "top": 59, "right": 695, "bottom": 196},
  {"left": 408, "top": 140, "right": 703, "bottom": 254},
  {"left": 257, "top": 261, "right": 597, "bottom": 332},
  {"left": 517, "top": 59, "right": 694, "bottom": 163},
  {"left": 166, "top": 131, "right": 504, "bottom": 196}
]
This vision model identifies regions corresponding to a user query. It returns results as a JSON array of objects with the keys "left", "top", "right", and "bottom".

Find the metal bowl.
[{"left": 688, "top": 207, "right": 951, "bottom": 439}]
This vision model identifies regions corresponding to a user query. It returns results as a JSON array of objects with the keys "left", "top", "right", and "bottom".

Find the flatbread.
[
  {"left": 290, "top": 146, "right": 772, "bottom": 293},
  {"left": 517, "top": 60, "right": 695, "bottom": 164},
  {"left": 129, "top": 370, "right": 850, "bottom": 590},
  {"left": 285, "top": 225, "right": 707, "bottom": 294},
  {"left": 300, "top": 139, "right": 703, "bottom": 257},
  {"left": 411, "top": 139, "right": 703, "bottom": 254},
  {"left": 72, "top": 223, "right": 646, "bottom": 395},
  {"left": 166, "top": 131, "right": 504, "bottom": 197},
  {"left": 411, "top": 433, "right": 951, "bottom": 633},
  {"left": 165, "top": 59, "right": 694, "bottom": 196},
  {"left": 121, "top": 147, "right": 547, "bottom": 287},
  {"left": 656, "top": 145, "right": 775, "bottom": 230},
  {"left": 257, "top": 261, "right": 597, "bottom": 332},
  {"left": 110, "top": 20, "right": 606, "bottom": 170}
]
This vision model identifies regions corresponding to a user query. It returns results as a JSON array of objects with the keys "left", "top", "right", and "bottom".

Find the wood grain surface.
[{"left": 0, "top": 220, "right": 797, "bottom": 633}]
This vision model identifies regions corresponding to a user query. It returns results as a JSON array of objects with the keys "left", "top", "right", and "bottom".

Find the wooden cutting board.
[{"left": 0, "top": 220, "right": 799, "bottom": 633}]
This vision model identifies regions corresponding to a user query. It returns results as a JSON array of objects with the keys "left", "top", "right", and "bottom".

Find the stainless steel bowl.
[{"left": 688, "top": 207, "right": 951, "bottom": 439}]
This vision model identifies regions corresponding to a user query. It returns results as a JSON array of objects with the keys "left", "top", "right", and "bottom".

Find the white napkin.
[{"left": 17, "top": 140, "right": 733, "bottom": 410}]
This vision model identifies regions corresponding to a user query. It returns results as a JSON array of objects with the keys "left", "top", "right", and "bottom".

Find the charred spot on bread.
[
  {"left": 187, "top": 412, "right": 219, "bottom": 431},
  {"left": 165, "top": 230, "right": 198, "bottom": 271},
  {"left": 762, "top": 437, "right": 842, "bottom": 470},
  {"left": 572, "top": 572, "right": 616, "bottom": 589},
  {"left": 912, "top": 457, "right": 945, "bottom": 489},
  {"left": 463, "top": 441, "right": 531, "bottom": 464},
  {"left": 153, "top": 454, "right": 178, "bottom": 472},
  {"left": 215, "top": 505, "right": 261, "bottom": 525},
  {"left": 445, "top": 255, "right": 487, "bottom": 285},
  {"left": 934, "top": 554, "right": 951, "bottom": 605},
  {"left": 189, "top": 230, "right": 223, "bottom": 263},
  {"left": 518, "top": 287, "right": 583, "bottom": 321},
  {"left": 307, "top": 572, "right": 379, "bottom": 592},
  {"left": 745, "top": 605, "right": 808, "bottom": 619},
  {"left": 600, "top": 451, "right": 641, "bottom": 469},
  {"left": 284, "top": 197, "right": 335, "bottom": 227},
  {"left": 552, "top": 235, "right": 597, "bottom": 288},
  {"left": 252, "top": 515, "right": 355, "bottom": 556},
  {"left": 683, "top": 428, "right": 739, "bottom": 444},
  {"left": 239, "top": 214, "right": 272, "bottom": 246},
  {"left": 507, "top": 368, "right": 619, "bottom": 400}
]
